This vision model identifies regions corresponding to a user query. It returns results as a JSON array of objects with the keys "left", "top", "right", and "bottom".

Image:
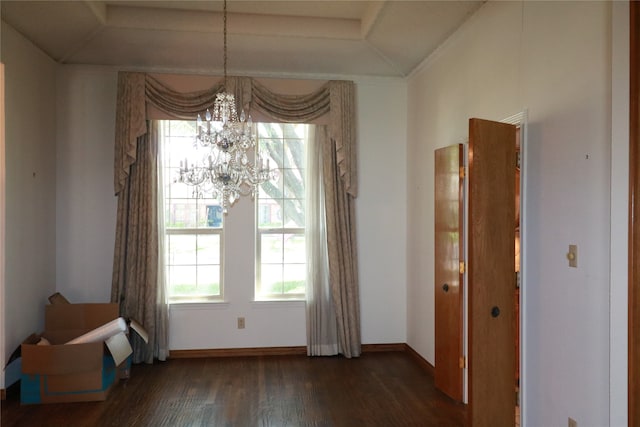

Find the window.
[
  {"left": 161, "top": 120, "right": 223, "bottom": 301},
  {"left": 160, "top": 120, "right": 309, "bottom": 302},
  {"left": 256, "top": 123, "right": 308, "bottom": 299}
]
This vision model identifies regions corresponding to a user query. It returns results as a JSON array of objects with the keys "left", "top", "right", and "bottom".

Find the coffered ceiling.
[{"left": 1, "top": 0, "right": 484, "bottom": 77}]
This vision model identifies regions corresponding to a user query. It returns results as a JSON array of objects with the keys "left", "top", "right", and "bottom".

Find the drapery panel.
[
  {"left": 111, "top": 121, "right": 168, "bottom": 363},
  {"left": 114, "top": 73, "right": 146, "bottom": 197},
  {"left": 306, "top": 126, "right": 338, "bottom": 356},
  {"left": 323, "top": 136, "right": 361, "bottom": 358},
  {"left": 113, "top": 71, "right": 360, "bottom": 358}
]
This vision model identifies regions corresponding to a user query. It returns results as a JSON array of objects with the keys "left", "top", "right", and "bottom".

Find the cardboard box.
[{"left": 20, "top": 303, "right": 129, "bottom": 404}]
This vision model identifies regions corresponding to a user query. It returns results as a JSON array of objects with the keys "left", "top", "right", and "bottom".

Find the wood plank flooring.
[{"left": 1, "top": 352, "right": 466, "bottom": 427}]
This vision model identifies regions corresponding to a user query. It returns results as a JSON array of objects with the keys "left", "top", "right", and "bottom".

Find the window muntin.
[
  {"left": 161, "top": 120, "right": 223, "bottom": 301},
  {"left": 256, "top": 123, "right": 307, "bottom": 300}
]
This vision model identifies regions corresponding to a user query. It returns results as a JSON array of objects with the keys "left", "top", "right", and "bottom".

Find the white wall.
[
  {"left": 406, "top": 2, "right": 614, "bottom": 426},
  {"left": 55, "top": 67, "right": 408, "bottom": 350},
  {"left": 357, "top": 79, "right": 407, "bottom": 345},
  {"left": 55, "top": 67, "right": 118, "bottom": 303},
  {"left": 0, "top": 21, "right": 57, "bottom": 388}
]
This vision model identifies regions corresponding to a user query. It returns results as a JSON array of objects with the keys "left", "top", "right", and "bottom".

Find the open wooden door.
[
  {"left": 468, "top": 118, "right": 516, "bottom": 426},
  {"left": 434, "top": 144, "right": 464, "bottom": 402}
]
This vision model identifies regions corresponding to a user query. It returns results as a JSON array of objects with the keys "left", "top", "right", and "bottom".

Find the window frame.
[
  {"left": 165, "top": 226, "right": 225, "bottom": 303},
  {"left": 255, "top": 226, "right": 305, "bottom": 300},
  {"left": 254, "top": 122, "right": 308, "bottom": 301},
  {"left": 161, "top": 120, "right": 225, "bottom": 303}
]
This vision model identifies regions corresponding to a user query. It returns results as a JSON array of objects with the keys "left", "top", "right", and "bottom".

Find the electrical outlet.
[
  {"left": 237, "top": 317, "right": 245, "bottom": 329},
  {"left": 568, "top": 417, "right": 577, "bottom": 427}
]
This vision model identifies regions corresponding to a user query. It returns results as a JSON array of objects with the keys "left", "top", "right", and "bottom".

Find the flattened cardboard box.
[{"left": 21, "top": 303, "right": 131, "bottom": 404}]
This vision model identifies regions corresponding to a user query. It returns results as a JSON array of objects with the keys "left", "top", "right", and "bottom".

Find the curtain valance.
[{"left": 114, "top": 72, "right": 357, "bottom": 198}]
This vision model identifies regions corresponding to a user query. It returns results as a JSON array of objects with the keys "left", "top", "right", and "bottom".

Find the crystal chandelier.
[{"left": 177, "top": 0, "right": 276, "bottom": 213}]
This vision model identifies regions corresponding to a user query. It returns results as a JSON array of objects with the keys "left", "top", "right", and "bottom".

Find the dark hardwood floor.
[{"left": 1, "top": 352, "right": 466, "bottom": 427}]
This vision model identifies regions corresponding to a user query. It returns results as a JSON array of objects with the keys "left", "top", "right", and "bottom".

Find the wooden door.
[
  {"left": 468, "top": 118, "right": 516, "bottom": 426},
  {"left": 434, "top": 144, "right": 464, "bottom": 402}
]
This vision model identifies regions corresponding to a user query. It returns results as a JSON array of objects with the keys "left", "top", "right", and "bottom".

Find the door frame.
[
  {"left": 629, "top": 1, "right": 639, "bottom": 424},
  {"left": 500, "top": 111, "right": 528, "bottom": 425},
  {"left": 0, "top": 63, "right": 5, "bottom": 394}
]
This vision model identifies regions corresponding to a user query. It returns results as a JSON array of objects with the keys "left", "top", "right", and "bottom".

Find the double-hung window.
[
  {"left": 161, "top": 120, "right": 223, "bottom": 301},
  {"left": 160, "top": 120, "right": 309, "bottom": 302},
  {"left": 256, "top": 123, "right": 308, "bottom": 300}
]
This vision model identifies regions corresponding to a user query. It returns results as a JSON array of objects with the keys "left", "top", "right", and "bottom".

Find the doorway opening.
[
  {"left": 504, "top": 111, "right": 526, "bottom": 427},
  {"left": 434, "top": 112, "right": 526, "bottom": 425}
]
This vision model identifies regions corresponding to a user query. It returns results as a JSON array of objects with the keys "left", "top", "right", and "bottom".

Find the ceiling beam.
[
  {"left": 84, "top": 0, "right": 107, "bottom": 25},
  {"left": 106, "top": 5, "right": 361, "bottom": 41},
  {"left": 361, "top": 1, "right": 387, "bottom": 39}
]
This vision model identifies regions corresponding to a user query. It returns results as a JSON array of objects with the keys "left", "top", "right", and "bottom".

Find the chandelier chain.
[{"left": 223, "top": 0, "right": 228, "bottom": 88}]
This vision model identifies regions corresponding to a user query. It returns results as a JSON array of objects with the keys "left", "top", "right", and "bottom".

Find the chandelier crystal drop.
[{"left": 176, "top": 0, "right": 277, "bottom": 214}]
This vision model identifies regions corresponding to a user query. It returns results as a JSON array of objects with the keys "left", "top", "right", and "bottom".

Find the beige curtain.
[
  {"left": 323, "top": 136, "right": 360, "bottom": 357},
  {"left": 250, "top": 79, "right": 361, "bottom": 357},
  {"left": 306, "top": 126, "right": 338, "bottom": 356},
  {"left": 111, "top": 120, "right": 168, "bottom": 363},
  {"left": 113, "top": 72, "right": 361, "bottom": 358},
  {"left": 325, "top": 81, "right": 360, "bottom": 357}
]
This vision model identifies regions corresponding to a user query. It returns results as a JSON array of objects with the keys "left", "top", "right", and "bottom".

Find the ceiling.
[{"left": 0, "top": 0, "right": 484, "bottom": 78}]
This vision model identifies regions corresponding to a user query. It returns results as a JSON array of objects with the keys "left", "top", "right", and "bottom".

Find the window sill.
[
  {"left": 169, "top": 301, "right": 229, "bottom": 310},
  {"left": 251, "top": 299, "right": 306, "bottom": 309}
]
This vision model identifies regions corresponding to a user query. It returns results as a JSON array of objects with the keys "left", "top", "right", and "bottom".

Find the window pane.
[
  {"left": 168, "top": 235, "right": 196, "bottom": 265},
  {"left": 169, "top": 265, "right": 197, "bottom": 295},
  {"left": 283, "top": 234, "right": 305, "bottom": 263},
  {"left": 170, "top": 120, "right": 197, "bottom": 135},
  {"left": 260, "top": 264, "right": 283, "bottom": 295},
  {"left": 197, "top": 235, "right": 221, "bottom": 264},
  {"left": 259, "top": 139, "right": 283, "bottom": 163},
  {"left": 283, "top": 123, "right": 304, "bottom": 139},
  {"left": 197, "top": 265, "right": 220, "bottom": 295},
  {"left": 166, "top": 199, "right": 223, "bottom": 229},
  {"left": 261, "top": 234, "right": 283, "bottom": 263},
  {"left": 283, "top": 264, "right": 305, "bottom": 294},
  {"left": 283, "top": 200, "right": 305, "bottom": 228},
  {"left": 258, "top": 201, "right": 282, "bottom": 228},
  {"left": 259, "top": 123, "right": 283, "bottom": 139},
  {"left": 166, "top": 199, "right": 197, "bottom": 228},
  {"left": 197, "top": 201, "right": 223, "bottom": 229},
  {"left": 166, "top": 135, "right": 196, "bottom": 168},
  {"left": 166, "top": 177, "right": 192, "bottom": 199},
  {"left": 284, "top": 139, "right": 305, "bottom": 169},
  {"left": 259, "top": 171, "right": 284, "bottom": 199},
  {"left": 283, "top": 169, "right": 305, "bottom": 199}
]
